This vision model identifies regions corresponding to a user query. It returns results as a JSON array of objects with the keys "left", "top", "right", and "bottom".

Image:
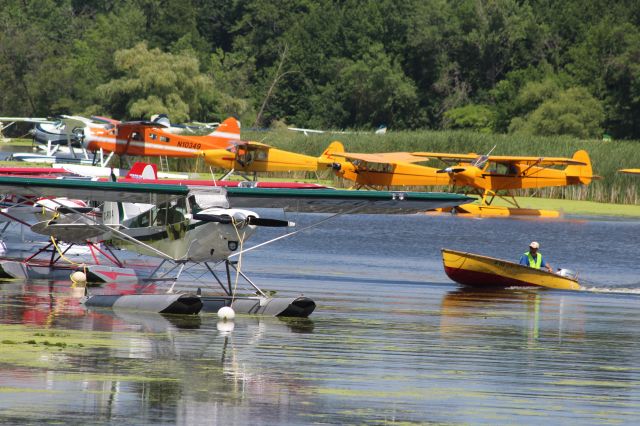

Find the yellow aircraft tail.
[
  {"left": 565, "top": 150, "right": 593, "bottom": 185},
  {"left": 317, "top": 141, "right": 345, "bottom": 167}
]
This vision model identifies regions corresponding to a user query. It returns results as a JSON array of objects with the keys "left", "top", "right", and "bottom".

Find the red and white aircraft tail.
[{"left": 126, "top": 162, "right": 158, "bottom": 180}]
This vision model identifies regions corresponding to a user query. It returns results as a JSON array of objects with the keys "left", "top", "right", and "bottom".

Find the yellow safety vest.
[{"left": 525, "top": 252, "right": 542, "bottom": 269}]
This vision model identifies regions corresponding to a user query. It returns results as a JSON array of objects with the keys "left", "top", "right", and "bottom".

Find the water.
[{"left": 2, "top": 213, "right": 640, "bottom": 424}]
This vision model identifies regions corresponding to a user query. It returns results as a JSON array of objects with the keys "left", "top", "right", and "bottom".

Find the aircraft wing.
[
  {"left": 0, "top": 117, "right": 57, "bottom": 124},
  {"left": 0, "top": 176, "right": 189, "bottom": 204},
  {"left": 620, "top": 169, "right": 640, "bottom": 175},
  {"left": 412, "top": 152, "right": 586, "bottom": 166},
  {"left": 411, "top": 152, "right": 479, "bottom": 162},
  {"left": 483, "top": 155, "right": 586, "bottom": 166},
  {"left": 230, "top": 140, "right": 272, "bottom": 149},
  {"left": 116, "top": 120, "right": 168, "bottom": 131},
  {"left": 91, "top": 116, "right": 120, "bottom": 125},
  {"left": 332, "top": 152, "right": 429, "bottom": 164},
  {"left": 224, "top": 187, "right": 474, "bottom": 213}
]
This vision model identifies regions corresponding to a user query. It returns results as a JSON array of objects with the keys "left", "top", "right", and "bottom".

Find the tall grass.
[{"left": 143, "top": 129, "right": 640, "bottom": 204}]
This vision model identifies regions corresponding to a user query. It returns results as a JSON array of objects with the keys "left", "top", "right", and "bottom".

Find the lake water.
[{"left": 2, "top": 213, "right": 640, "bottom": 424}]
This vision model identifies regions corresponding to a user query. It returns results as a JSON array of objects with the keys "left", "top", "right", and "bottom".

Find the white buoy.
[
  {"left": 217, "top": 306, "right": 235, "bottom": 320},
  {"left": 71, "top": 286, "right": 86, "bottom": 298},
  {"left": 70, "top": 271, "right": 87, "bottom": 285},
  {"left": 217, "top": 320, "right": 235, "bottom": 333}
]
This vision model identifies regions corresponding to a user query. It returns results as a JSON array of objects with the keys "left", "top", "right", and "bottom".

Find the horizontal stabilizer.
[{"left": 31, "top": 221, "right": 107, "bottom": 242}]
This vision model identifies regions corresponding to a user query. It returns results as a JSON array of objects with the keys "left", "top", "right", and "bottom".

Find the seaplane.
[
  {"left": 323, "top": 143, "right": 595, "bottom": 217},
  {"left": 0, "top": 115, "right": 114, "bottom": 164},
  {"left": 196, "top": 135, "right": 596, "bottom": 217},
  {"left": 0, "top": 175, "right": 473, "bottom": 317},
  {"left": 200, "top": 140, "right": 345, "bottom": 179},
  {"left": 77, "top": 115, "right": 241, "bottom": 167},
  {"left": 1, "top": 114, "right": 236, "bottom": 167}
]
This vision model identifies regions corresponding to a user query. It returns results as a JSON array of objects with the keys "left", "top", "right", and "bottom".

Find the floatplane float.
[
  {"left": 441, "top": 249, "right": 581, "bottom": 291},
  {"left": 0, "top": 175, "right": 473, "bottom": 316}
]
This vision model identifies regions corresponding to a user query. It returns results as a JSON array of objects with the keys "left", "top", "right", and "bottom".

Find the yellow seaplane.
[
  {"left": 441, "top": 249, "right": 581, "bottom": 291},
  {"left": 199, "top": 140, "right": 344, "bottom": 178},
  {"left": 199, "top": 137, "right": 595, "bottom": 217},
  {"left": 326, "top": 144, "right": 594, "bottom": 217}
]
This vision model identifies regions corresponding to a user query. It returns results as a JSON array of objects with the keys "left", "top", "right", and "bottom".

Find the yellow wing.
[
  {"left": 228, "top": 140, "right": 272, "bottom": 149},
  {"left": 485, "top": 155, "right": 586, "bottom": 166},
  {"left": 412, "top": 152, "right": 586, "bottom": 166},
  {"left": 620, "top": 169, "right": 640, "bottom": 174},
  {"left": 411, "top": 152, "right": 478, "bottom": 162},
  {"left": 331, "top": 151, "right": 429, "bottom": 164}
]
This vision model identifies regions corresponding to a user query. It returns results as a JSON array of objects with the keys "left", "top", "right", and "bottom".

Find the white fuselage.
[{"left": 118, "top": 211, "right": 257, "bottom": 262}]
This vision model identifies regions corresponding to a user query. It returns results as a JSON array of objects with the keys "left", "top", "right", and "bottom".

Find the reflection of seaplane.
[{"left": 0, "top": 176, "right": 473, "bottom": 316}]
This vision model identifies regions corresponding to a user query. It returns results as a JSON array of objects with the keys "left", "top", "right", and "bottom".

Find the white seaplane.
[{"left": 0, "top": 176, "right": 473, "bottom": 316}]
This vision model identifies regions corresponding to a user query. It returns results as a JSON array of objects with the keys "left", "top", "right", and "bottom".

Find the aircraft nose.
[{"left": 201, "top": 149, "right": 235, "bottom": 167}]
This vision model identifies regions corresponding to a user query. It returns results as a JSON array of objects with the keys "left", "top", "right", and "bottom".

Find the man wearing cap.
[{"left": 519, "top": 241, "right": 553, "bottom": 272}]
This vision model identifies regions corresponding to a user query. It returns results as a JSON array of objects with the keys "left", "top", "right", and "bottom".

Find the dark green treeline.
[{"left": 1, "top": 0, "right": 640, "bottom": 140}]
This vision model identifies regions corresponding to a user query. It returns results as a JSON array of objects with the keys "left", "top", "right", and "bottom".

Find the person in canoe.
[{"left": 519, "top": 241, "right": 553, "bottom": 272}]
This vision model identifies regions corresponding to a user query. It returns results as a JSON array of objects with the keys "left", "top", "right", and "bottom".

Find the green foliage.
[
  {"left": 322, "top": 44, "right": 419, "bottom": 129},
  {"left": 510, "top": 87, "right": 604, "bottom": 139},
  {"left": 443, "top": 104, "right": 495, "bottom": 132},
  {"left": 95, "top": 43, "right": 215, "bottom": 121},
  {"left": 1, "top": 0, "right": 640, "bottom": 139}
]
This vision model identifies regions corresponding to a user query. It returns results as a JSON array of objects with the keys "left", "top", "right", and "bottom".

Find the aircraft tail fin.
[
  {"left": 317, "top": 141, "right": 345, "bottom": 165},
  {"left": 126, "top": 162, "right": 157, "bottom": 180},
  {"left": 208, "top": 117, "right": 241, "bottom": 140},
  {"left": 565, "top": 150, "right": 593, "bottom": 185}
]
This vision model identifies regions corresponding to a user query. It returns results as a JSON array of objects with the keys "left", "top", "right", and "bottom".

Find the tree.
[
  {"left": 0, "top": 0, "right": 80, "bottom": 115},
  {"left": 443, "top": 104, "right": 495, "bottom": 132},
  {"left": 567, "top": 19, "right": 640, "bottom": 138},
  {"left": 317, "top": 44, "right": 419, "bottom": 129},
  {"left": 510, "top": 87, "right": 604, "bottom": 139},
  {"left": 95, "top": 42, "right": 216, "bottom": 121}
]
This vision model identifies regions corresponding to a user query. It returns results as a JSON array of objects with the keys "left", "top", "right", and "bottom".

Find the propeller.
[
  {"left": 193, "top": 213, "right": 233, "bottom": 224},
  {"left": 247, "top": 216, "right": 294, "bottom": 227},
  {"left": 193, "top": 213, "right": 294, "bottom": 227},
  {"left": 437, "top": 166, "right": 466, "bottom": 174},
  {"left": 55, "top": 206, "right": 97, "bottom": 214}
]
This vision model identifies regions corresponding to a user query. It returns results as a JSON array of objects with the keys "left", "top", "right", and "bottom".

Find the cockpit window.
[{"left": 127, "top": 197, "right": 187, "bottom": 228}]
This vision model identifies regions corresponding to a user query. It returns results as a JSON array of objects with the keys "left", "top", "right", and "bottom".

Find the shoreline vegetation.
[{"left": 3, "top": 130, "right": 640, "bottom": 217}]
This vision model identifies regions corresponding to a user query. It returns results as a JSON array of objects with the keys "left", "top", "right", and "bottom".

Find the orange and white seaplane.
[
  {"left": 323, "top": 143, "right": 595, "bottom": 217},
  {"left": 77, "top": 116, "right": 242, "bottom": 167},
  {"left": 0, "top": 175, "right": 473, "bottom": 316}
]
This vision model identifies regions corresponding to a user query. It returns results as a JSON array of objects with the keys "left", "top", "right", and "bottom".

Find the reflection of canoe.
[{"left": 441, "top": 249, "right": 581, "bottom": 290}]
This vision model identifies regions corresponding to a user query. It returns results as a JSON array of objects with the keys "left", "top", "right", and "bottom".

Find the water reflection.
[
  {"left": 440, "top": 288, "right": 586, "bottom": 342},
  {"left": 0, "top": 287, "right": 316, "bottom": 424},
  {"left": 4, "top": 213, "right": 640, "bottom": 423}
]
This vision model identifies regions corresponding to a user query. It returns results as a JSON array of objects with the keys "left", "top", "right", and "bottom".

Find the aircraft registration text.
[{"left": 177, "top": 141, "right": 202, "bottom": 149}]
